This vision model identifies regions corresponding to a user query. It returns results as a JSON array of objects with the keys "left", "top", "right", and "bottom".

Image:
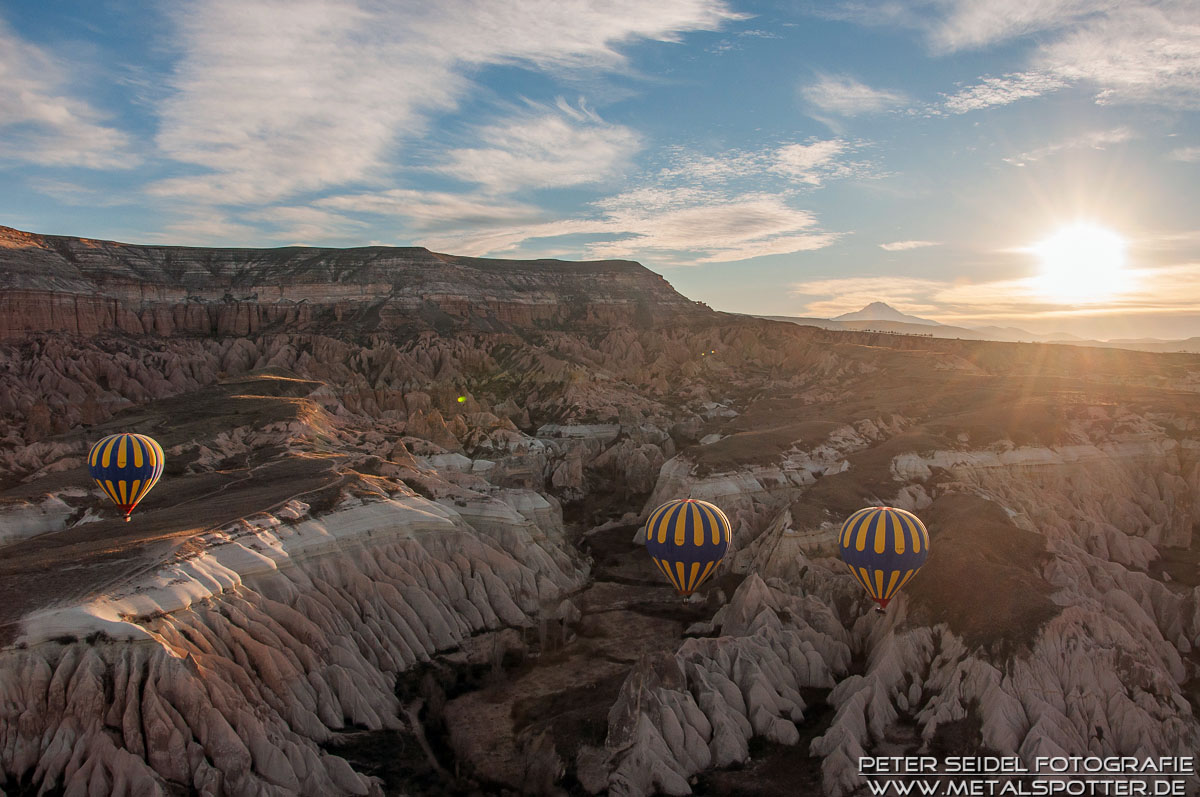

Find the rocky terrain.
[{"left": 2, "top": 226, "right": 1200, "bottom": 796}]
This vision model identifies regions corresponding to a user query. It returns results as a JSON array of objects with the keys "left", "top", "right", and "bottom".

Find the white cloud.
[
  {"left": 802, "top": 74, "right": 908, "bottom": 115},
  {"left": 656, "top": 149, "right": 764, "bottom": 183},
  {"left": 772, "top": 139, "right": 871, "bottom": 186},
  {"left": 394, "top": 136, "right": 861, "bottom": 262},
  {"left": 381, "top": 183, "right": 838, "bottom": 264},
  {"left": 709, "top": 27, "right": 781, "bottom": 54},
  {"left": 926, "top": 0, "right": 1118, "bottom": 53},
  {"left": 433, "top": 100, "right": 640, "bottom": 192},
  {"left": 826, "top": 2, "right": 1200, "bottom": 110},
  {"left": 245, "top": 206, "right": 368, "bottom": 241},
  {"left": 146, "top": 211, "right": 261, "bottom": 245},
  {"left": 1170, "top": 147, "right": 1200, "bottom": 162},
  {"left": 150, "top": 0, "right": 736, "bottom": 205},
  {"left": 589, "top": 191, "right": 836, "bottom": 262},
  {"left": 654, "top": 139, "right": 876, "bottom": 188},
  {"left": 880, "top": 240, "right": 941, "bottom": 251},
  {"left": 0, "top": 19, "right": 139, "bottom": 169},
  {"left": 898, "top": 1, "right": 1200, "bottom": 109},
  {"left": 939, "top": 71, "right": 1070, "bottom": 113},
  {"left": 1003, "top": 127, "right": 1135, "bottom": 165},
  {"left": 1037, "top": 2, "right": 1200, "bottom": 107},
  {"left": 317, "top": 189, "right": 544, "bottom": 230}
]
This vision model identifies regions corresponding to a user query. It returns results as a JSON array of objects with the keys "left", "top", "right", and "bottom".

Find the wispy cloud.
[
  {"left": 802, "top": 74, "right": 908, "bottom": 116},
  {"left": 1003, "top": 127, "right": 1135, "bottom": 166},
  {"left": 926, "top": 0, "right": 1117, "bottom": 53},
  {"left": 414, "top": 137, "right": 865, "bottom": 262},
  {"left": 939, "top": 71, "right": 1070, "bottom": 114},
  {"left": 880, "top": 240, "right": 941, "bottom": 251},
  {"left": 394, "top": 133, "right": 874, "bottom": 262},
  {"left": 772, "top": 139, "right": 876, "bottom": 186},
  {"left": 317, "top": 189, "right": 545, "bottom": 230},
  {"left": 433, "top": 99, "right": 640, "bottom": 192},
  {"left": 245, "top": 205, "right": 369, "bottom": 241},
  {"left": 151, "top": 131, "right": 856, "bottom": 264},
  {"left": 588, "top": 189, "right": 836, "bottom": 263},
  {"left": 709, "top": 27, "right": 781, "bottom": 54},
  {"left": 0, "top": 19, "right": 139, "bottom": 169},
  {"left": 147, "top": 211, "right": 261, "bottom": 246},
  {"left": 27, "top": 178, "right": 133, "bottom": 207},
  {"left": 1035, "top": 2, "right": 1200, "bottom": 107},
  {"left": 1170, "top": 146, "right": 1200, "bottom": 162},
  {"left": 825, "top": 2, "right": 1200, "bottom": 110},
  {"left": 404, "top": 187, "right": 839, "bottom": 264},
  {"left": 149, "top": 0, "right": 737, "bottom": 205}
]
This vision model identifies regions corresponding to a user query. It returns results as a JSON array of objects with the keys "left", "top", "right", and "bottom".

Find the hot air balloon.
[
  {"left": 88, "top": 433, "right": 165, "bottom": 522},
  {"left": 644, "top": 498, "right": 731, "bottom": 596},
  {"left": 838, "top": 506, "right": 929, "bottom": 612}
]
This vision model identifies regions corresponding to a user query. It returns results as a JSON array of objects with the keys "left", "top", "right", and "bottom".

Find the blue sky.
[{"left": 1, "top": 0, "right": 1198, "bottom": 338}]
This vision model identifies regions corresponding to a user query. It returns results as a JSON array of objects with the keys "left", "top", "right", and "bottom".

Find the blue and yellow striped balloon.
[
  {"left": 838, "top": 506, "right": 929, "bottom": 610},
  {"left": 644, "top": 498, "right": 731, "bottom": 596},
  {"left": 87, "top": 433, "right": 165, "bottom": 522}
]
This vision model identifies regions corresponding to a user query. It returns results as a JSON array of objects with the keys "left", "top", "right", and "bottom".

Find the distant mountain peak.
[{"left": 833, "top": 301, "right": 941, "bottom": 326}]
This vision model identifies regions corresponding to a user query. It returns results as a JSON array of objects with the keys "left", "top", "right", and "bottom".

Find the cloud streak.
[
  {"left": 433, "top": 100, "right": 640, "bottom": 193},
  {"left": 150, "top": 0, "right": 737, "bottom": 205},
  {"left": 802, "top": 74, "right": 908, "bottom": 116},
  {"left": 939, "top": 71, "right": 1070, "bottom": 114},
  {"left": 828, "top": 2, "right": 1200, "bottom": 111},
  {"left": 0, "top": 19, "right": 138, "bottom": 169},
  {"left": 1003, "top": 127, "right": 1135, "bottom": 166},
  {"left": 880, "top": 240, "right": 940, "bottom": 251}
]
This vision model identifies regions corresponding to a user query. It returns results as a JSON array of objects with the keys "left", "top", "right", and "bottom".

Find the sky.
[{"left": 1, "top": 0, "right": 1198, "bottom": 340}]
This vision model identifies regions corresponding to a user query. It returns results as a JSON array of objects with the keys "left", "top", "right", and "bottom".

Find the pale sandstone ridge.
[
  {"left": 1, "top": 488, "right": 587, "bottom": 796},
  {"left": 0, "top": 224, "right": 708, "bottom": 340}
]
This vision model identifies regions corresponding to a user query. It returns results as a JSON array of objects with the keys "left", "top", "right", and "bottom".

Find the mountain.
[
  {"left": 1056, "top": 336, "right": 1200, "bottom": 354},
  {"left": 759, "top": 315, "right": 1058, "bottom": 343},
  {"left": 832, "top": 301, "right": 941, "bottom": 325},
  {"left": 763, "top": 304, "right": 1177, "bottom": 349},
  {"left": 0, "top": 224, "right": 707, "bottom": 341},
  {"left": 973, "top": 325, "right": 1082, "bottom": 342},
  {"left": 3, "top": 226, "right": 1200, "bottom": 796}
]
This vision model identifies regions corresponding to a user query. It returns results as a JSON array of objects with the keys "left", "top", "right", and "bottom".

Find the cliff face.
[{"left": 0, "top": 225, "right": 706, "bottom": 340}]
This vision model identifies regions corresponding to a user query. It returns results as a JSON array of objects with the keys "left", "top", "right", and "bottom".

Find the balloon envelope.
[
  {"left": 838, "top": 506, "right": 929, "bottom": 610},
  {"left": 644, "top": 498, "right": 731, "bottom": 595},
  {"left": 88, "top": 433, "right": 165, "bottom": 521}
]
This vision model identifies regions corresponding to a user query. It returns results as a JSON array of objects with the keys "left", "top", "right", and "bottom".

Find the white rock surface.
[{"left": 1, "top": 489, "right": 586, "bottom": 796}]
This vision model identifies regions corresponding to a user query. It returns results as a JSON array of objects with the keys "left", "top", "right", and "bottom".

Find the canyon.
[{"left": 2, "top": 225, "right": 1200, "bottom": 796}]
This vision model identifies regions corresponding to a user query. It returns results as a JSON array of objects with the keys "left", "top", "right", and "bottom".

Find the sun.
[{"left": 1031, "top": 223, "right": 1129, "bottom": 303}]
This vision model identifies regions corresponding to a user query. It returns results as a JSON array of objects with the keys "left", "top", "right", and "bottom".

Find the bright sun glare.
[{"left": 1032, "top": 223, "right": 1129, "bottom": 304}]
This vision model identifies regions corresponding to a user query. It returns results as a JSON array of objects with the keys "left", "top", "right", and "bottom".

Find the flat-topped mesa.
[{"left": 0, "top": 225, "right": 709, "bottom": 340}]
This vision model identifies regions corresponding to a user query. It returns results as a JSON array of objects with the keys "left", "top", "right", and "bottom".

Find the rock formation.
[{"left": 3, "top": 226, "right": 1200, "bottom": 795}]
